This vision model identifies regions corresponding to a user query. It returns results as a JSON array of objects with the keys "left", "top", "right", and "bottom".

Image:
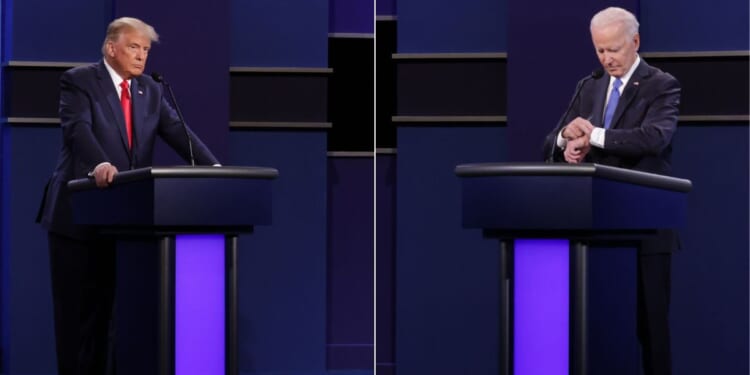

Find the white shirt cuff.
[
  {"left": 590, "top": 128, "right": 605, "bottom": 148},
  {"left": 556, "top": 130, "right": 568, "bottom": 149}
]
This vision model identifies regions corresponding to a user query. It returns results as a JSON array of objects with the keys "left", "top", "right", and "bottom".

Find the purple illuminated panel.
[
  {"left": 514, "top": 239, "right": 569, "bottom": 375},
  {"left": 176, "top": 235, "right": 226, "bottom": 375}
]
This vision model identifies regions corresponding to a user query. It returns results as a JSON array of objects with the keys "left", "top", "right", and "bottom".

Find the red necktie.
[{"left": 120, "top": 80, "right": 132, "bottom": 149}]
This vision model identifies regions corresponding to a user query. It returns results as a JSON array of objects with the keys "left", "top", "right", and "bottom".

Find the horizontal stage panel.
[
  {"left": 230, "top": 71, "right": 329, "bottom": 122},
  {"left": 3, "top": 66, "right": 70, "bottom": 118},
  {"left": 646, "top": 55, "right": 749, "bottom": 116},
  {"left": 396, "top": 58, "right": 507, "bottom": 116}
]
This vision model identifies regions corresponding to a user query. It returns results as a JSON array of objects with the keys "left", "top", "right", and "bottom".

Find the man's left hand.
[{"left": 564, "top": 136, "right": 591, "bottom": 164}]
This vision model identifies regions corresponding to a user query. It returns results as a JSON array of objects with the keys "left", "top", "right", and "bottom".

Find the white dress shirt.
[{"left": 557, "top": 55, "right": 641, "bottom": 150}]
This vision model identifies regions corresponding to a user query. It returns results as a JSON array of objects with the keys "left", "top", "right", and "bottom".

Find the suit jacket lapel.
[
  {"left": 131, "top": 78, "right": 146, "bottom": 155},
  {"left": 609, "top": 60, "right": 648, "bottom": 129},
  {"left": 590, "top": 76, "right": 608, "bottom": 127},
  {"left": 96, "top": 62, "right": 130, "bottom": 153}
]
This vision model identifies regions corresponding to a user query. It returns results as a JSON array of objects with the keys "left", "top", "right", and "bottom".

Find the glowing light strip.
[
  {"left": 175, "top": 235, "right": 225, "bottom": 375},
  {"left": 514, "top": 239, "right": 569, "bottom": 375}
]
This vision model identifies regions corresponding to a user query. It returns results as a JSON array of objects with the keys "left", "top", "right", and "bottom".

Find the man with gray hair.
[
  {"left": 543, "top": 7, "right": 680, "bottom": 375},
  {"left": 38, "top": 16, "right": 219, "bottom": 374}
]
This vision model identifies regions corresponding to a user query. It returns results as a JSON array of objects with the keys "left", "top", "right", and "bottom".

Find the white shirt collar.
[
  {"left": 609, "top": 55, "right": 640, "bottom": 93},
  {"left": 103, "top": 59, "right": 131, "bottom": 98}
]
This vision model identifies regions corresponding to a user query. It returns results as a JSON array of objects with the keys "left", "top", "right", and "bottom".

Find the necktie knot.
[
  {"left": 613, "top": 78, "right": 623, "bottom": 91},
  {"left": 120, "top": 80, "right": 130, "bottom": 99}
]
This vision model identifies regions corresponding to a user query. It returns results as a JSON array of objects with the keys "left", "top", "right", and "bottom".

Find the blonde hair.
[{"left": 101, "top": 17, "right": 159, "bottom": 55}]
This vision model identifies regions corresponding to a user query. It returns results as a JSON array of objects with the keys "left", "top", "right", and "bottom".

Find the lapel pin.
[
  {"left": 633, "top": 81, "right": 639, "bottom": 86},
  {"left": 138, "top": 90, "right": 144, "bottom": 95}
]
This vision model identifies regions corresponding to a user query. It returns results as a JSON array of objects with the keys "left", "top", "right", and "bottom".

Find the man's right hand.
[
  {"left": 91, "top": 163, "right": 118, "bottom": 188},
  {"left": 562, "top": 117, "right": 594, "bottom": 140}
]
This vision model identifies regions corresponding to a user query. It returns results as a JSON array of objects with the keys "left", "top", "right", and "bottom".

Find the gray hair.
[
  {"left": 101, "top": 17, "right": 159, "bottom": 55},
  {"left": 590, "top": 7, "right": 639, "bottom": 38}
]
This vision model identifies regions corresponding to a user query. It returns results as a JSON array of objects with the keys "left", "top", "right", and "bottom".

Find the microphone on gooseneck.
[
  {"left": 151, "top": 72, "right": 195, "bottom": 166},
  {"left": 545, "top": 69, "right": 604, "bottom": 163}
]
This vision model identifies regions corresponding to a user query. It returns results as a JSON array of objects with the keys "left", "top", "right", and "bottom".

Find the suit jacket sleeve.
[
  {"left": 59, "top": 71, "right": 111, "bottom": 171},
  {"left": 602, "top": 75, "right": 681, "bottom": 158}
]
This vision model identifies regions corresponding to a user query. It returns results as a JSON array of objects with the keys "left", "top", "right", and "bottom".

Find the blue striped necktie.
[{"left": 603, "top": 78, "right": 622, "bottom": 129}]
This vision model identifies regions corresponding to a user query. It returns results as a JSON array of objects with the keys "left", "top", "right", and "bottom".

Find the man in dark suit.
[
  {"left": 543, "top": 7, "right": 680, "bottom": 375},
  {"left": 38, "top": 17, "right": 220, "bottom": 375}
]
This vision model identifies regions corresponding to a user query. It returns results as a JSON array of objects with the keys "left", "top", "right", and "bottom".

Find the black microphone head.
[
  {"left": 150, "top": 72, "right": 164, "bottom": 83},
  {"left": 591, "top": 69, "right": 604, "bottom": 79}
]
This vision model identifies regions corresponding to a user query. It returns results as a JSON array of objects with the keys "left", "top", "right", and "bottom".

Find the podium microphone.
[
  {"left": 546, "top": 69, "right": 604, "bottom": 163},
  {"left": 151, "top": 72, "right": 195, "bottom": 166}
]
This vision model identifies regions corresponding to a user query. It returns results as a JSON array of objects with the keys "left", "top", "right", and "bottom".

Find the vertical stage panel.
[
  {"left": 376, "top": 0, "right": 396, "bottom": 17},
  {"left": 330, "top": 0, "right": 373, "bottom": 34},
  {"left": 229, "top": 130, "right": 327, "bottom": 374},
  {"left": 327, "top": 157, "right": 374, "bottom": 369},
  {"left": 670, "top": 126, "right": 749, "bottom": 375},
  {"left": 375, "top": 153, "right": 396, "bottom": 375},
  {"left": 396, "top": 126, "right": 506, "bottom": 374},
  {"left": 5, "top": 0, "right": 111, "bottom": 61},
  {"left": 397, "top": 0, "right": 506, "bottom": 53},
  {"left": 640, "top": 0, "right": 748, "bottom": 51},
  {"left": 1, "top": 126, "right": 60, "bottom": 374},
  {"left": 175, "top": 234, "right": 226, "bottom": 375},
  {"left": 231, "top": 0, "right": 329, "bottom": 67},
  {"left": 513, "top": 239, "right": 569, "bottom": 375},
  {"left": 2, "top": 0, "right": 113, "bottom": 369}
]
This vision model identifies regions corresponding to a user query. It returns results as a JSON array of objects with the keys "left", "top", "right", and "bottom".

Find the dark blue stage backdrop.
[
  {"left": 398, "top": 0, "right": 505, "bottom": 53},
  {"left": 507, "top": 1, "right": 642, "bottom": 373},
  {"left": 328, "top": 0, "right": 375, "bottom": 370},
  {"left": 375, "top": 154, "right": 396, "bottom": 375},
  {"left": 231, "top": 0, "right": 328, "bottom": 67},
  {"left": 1, "top": 0, "right": 374, "bottom": 374},
  {"left": 393, "top": 0, "right": 508, "bottom": 373},
  {"left": 219, "top": 0, "right": 333, "bottom": 372},
  {"left": 327, "top": 157, "right": 374, "bottom": 370},
  {"left": 2, "top": 1, "right": 117, "bottom": 373},
  {"left": 116, "top": 0, "right": 230, "bottom": 164},
  {"left": 389, "top": 0, "right": 748, "bottom": 374}
]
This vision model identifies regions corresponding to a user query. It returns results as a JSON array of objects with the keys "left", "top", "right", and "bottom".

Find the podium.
[
  {"left": 68, "top": 166, "right": 278, "bottom": 375},
  {"left": 455, "top": 162, "right": 691, "bottom": 375}
]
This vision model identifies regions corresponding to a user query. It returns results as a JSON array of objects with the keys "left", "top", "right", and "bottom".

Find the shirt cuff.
[
  {"left": 590, "top": 127, "right": 605, "bottom": 148},
  {"left": 556, "top": 130, "right": 568, "bottom": 149}
]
